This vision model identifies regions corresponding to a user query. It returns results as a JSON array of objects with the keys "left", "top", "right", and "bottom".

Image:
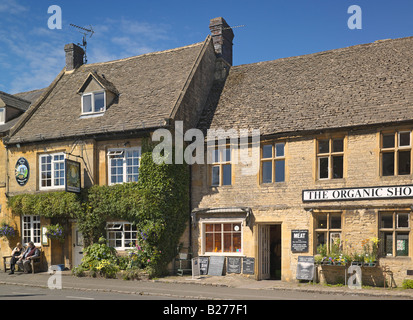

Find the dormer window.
[
  {"left": 82, "top": 91, "right": 106, "bottom": 115},
  {"left": 0, "top": 108, "right": 5, "bottom": 124}
]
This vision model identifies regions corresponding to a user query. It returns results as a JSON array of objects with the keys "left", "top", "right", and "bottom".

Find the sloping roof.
[
  {"left": 14, "top": 88, "right": 46, "bottom": 105},
  {"left": 8, "top": 39, "right": 208, "bottom": 144},
  {"left": 198, "top": 36, "right": 413, "bottom": 136},
  {"left": 0, "top": 91, "right": 31, "bottom": 111}
]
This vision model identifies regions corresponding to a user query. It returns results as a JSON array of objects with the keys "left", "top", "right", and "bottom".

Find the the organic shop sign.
[
  {"left": 15, "top": 157, "right": 30, "bottom": 186},
  {"left": 303, "top": 185, "right": 413, "bottom": 202}
]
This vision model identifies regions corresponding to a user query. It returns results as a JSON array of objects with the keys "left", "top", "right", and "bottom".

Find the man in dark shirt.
[{"left": 16, "top": 241, "right": 40, "bottom": 273}]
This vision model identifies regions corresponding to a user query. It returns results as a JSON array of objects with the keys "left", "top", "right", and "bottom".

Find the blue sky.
[{"left": 1, "top": 0, "right": 413, "bottom": 94}]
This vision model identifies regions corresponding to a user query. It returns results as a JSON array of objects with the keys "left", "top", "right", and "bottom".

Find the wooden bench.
[{"left": 3, "top": 249, "right": 43, "bottom": 274}]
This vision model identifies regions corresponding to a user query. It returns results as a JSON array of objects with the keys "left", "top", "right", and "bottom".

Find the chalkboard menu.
[
  {"left": 296, "top": 256, "right": 315, "bottom": 281},
  {"left": 227, "top": 257, "right": 241, "bottom": 274},
  {"left": 291, "top": 230, "right": 309, "bottom": 253},
  {"left": 208, "top": 256, "right": 225, "bottom": 276},
  {"left": 242, "top": 257, "right": 255, "bottom": 275},
  {"left": 199, "top": 257, "right": 209, "bottom": 275}
]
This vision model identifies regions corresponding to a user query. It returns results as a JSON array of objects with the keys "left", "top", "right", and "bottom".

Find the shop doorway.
[{"left": 258, "top": 224, "right": 281, "bottom": 280}]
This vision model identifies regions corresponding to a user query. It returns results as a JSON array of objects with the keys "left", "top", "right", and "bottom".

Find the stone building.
[
  {"left": 192, "top": 34, "right": 413, "bottom": 286},
  {"left": 1, "top": 30, "right": 218, "bottom": 270}
]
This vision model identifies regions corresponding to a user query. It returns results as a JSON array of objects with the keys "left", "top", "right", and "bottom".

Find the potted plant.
[
  {"left": 45, "top": 223, "right": 65, "bottom": 243},
  {"left": 0, "top": 222, "right": 16, "bottom": 239}
]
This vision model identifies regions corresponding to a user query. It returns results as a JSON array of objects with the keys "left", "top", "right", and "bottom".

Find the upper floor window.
[
  {"left": 0, "top": 107, "right": 5, "bottom": 124},
  {"left": 108, "top": 148, "right": 141, "bottom": 185},
  {"left": 39, "top": 153, "right": 65, "bottom": 189},
  {"left": 211, "top": 147, "right": 232, "bottom": 186},
  {"left": 381, "top": 131, "right": 411, "bottom": 176},
  {"left": 82, "top": 91, "right": 106, "bottom": 115},
  {"left": 317, "top": 138, "right": 344, "bottom": 180},
  {"left": 261, "top": 142, "right": 285, "bottom": 183}
]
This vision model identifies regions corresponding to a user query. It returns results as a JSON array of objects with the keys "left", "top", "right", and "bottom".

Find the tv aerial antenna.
[{"left": 69, "top": 23, "right": 95, "bottom": 64}]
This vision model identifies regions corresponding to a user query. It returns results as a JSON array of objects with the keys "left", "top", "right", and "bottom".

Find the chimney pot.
[{"left": 64, "top": 43, "right": 85, "bottom": 71}]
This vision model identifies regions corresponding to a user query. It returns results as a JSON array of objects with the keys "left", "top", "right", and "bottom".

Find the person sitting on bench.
[
  {"left": 8, "top": 242, "right": 23, "bottom": 275},
  {"left": 16, "top": 241, "right": 40, "bottom": 274}
]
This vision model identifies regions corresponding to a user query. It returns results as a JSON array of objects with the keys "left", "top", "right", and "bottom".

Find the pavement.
[{"left": 0, "top": 270, "right": 413, "bottom": 300}]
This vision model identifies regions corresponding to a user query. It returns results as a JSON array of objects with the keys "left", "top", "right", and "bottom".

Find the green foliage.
[
  {"left": 8, "top": 142, "right": 190, "bottom": 277},
  {"left": 402, "top": 279, "right": 413, "bottom": 289},
  {"left": 45, "top": 223, "right": 65, "bottom": 243}
]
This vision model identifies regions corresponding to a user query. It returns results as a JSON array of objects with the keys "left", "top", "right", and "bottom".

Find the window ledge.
[
  {"left": 379, "top": 256, "right": 411, "bottom": 261},
  {"left": 202, "top": 253, "right": 244, "bottom": 257},
  {"left": 79, "top": 112, "right": 105, "bottom": 119}
]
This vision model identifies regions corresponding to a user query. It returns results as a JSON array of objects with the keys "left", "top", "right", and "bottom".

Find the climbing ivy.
[{"left": 7, "top": 143, "right": 190, "bottom": 276}]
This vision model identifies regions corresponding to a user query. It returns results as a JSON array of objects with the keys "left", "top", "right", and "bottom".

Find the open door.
[{"left": 258, "top": 224, "right": 271, "bottom": 280}]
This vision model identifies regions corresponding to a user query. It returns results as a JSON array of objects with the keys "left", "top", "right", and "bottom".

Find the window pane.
[
  {"left": 205, "top": 224, "right": 213, "bottom": 232},
  {"left": 223, "top": 233, "right": 232, "bottom": 252},
  {"left": 262, "top": 161, "right": 272, "bottom": 184},
  {"left": 398, "top": 151, "right": 411, "bottom": 175},
  {"left": 397, "top": 213, "right": 409, "bottom": 228},
  {"left": 223, "top": 148, "right": 231, "bottom": 162},
  {"left": 382, "top": 134, "right": 395, "bottom": 148},
  {"left": 396, "top": 233, "right": 409, "bottom": 256},
  {"left": 214, "top": 233, "right": 222, "bottom": 252},
  {"left": 222, "top": 164, "right": 231, "bottom": 186},
  {"left": 319, "top": 157, "right": 329, "bottom": 179},
  {"left": 0, "top": 108, "right": 4, "bottom": 123},
  {"left": 212, "top": 149, "right": 219, "bottom": 163},
  {"left": 205, "top": 233, "right": 214, "bottom": 252},
  {"left": 262, "top": 145, "right": 272, "bottom": 159},
  {"left": 233, "top": 233, "right": 241, "bottom": 252},
  {"left": 317, "top": 215, "right": 327, "bottom": 229},
  {"left": 332, "top": 139, "right": 344, "bottom": 153},
  {"left": 381, "top": 213, "right": 393, "bottom": 229},
  {"left": 382, "top": 152, "right": 395, "bottom": 176},
  {"left": 318, "top": 140, "right": 329, "bottom": 154},
  {"left": 82, "top": 95, "right": 92, "bottom": 113},
  {"left": 383, "top": 232, "right": 393, "bottom": 256},
  {"left": 332, "top": 155, "right": 343, "bottom": 179},
  {"left": 211, "top": 166, "right": 220, "bottom": 186},
  {"left": 275, "top": 143, "right": 285, "bottom": 157},
  {"left": 275, "top": 160, "right": 285, "bottom": 182},
  {"left": 399, "top": 132, "right": 411, "bottom": 147},
  {"left": 94, "top": 92, "right": 105, "bottom": 112},
  {"left": 316, "top": 232, "right": 326, "bottom": 248},
  {"left": 330, "top": 215, "right": 341, "bottom": 229}
]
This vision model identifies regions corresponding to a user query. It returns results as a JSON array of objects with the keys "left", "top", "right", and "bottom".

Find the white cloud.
[{"left": 0, "top": 0, "right": 28, "bottom": 14}]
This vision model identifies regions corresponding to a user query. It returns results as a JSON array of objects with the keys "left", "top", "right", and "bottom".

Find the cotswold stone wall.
[{"left": 191, "top": 126, "right": 413, "bottom": 286}]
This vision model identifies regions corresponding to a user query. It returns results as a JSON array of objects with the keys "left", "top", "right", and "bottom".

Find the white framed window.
[
  {"left": 82, "top": 91, "right": 106, "bottom": 115},
  {"left": 22, "top": 215, "right": 41, "bottom": 246},
  {"left": 201, "top": 220, "right": 243, "bottom": 255},
  {"left": 108, "top": 148, "right": 141, "bottom": 185},
  {"left": 39, "top": 153, "right": 65, "bottom": 189},
  {"left": 0, "top": 107, "right": 5, "bottom": 124},
  {"left": 106, "top": 222, "right": 137, "bottom": 249}
]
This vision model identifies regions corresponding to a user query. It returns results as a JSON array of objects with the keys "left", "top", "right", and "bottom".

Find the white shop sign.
[{"left": 303, "top": 185, "right": 413, "bottom": 202}]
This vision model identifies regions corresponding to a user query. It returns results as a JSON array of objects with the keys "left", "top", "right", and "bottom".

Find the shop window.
[
  {"left": 379, "top": 211, "right": 410, "bottom": 257},
  {"left": 314, "top": 213, "right": 342, "bottom": 253},
  {"left": 261, "top": 142, "right": 285, "bottom": 183},
  {"left": 211, "top": 147, "right": 232, "bottom": 186},
  {"left": 39, "top": 153, "right": 65, "bottom": 189},
  {"left": 106, "top": 222, "right": 137, "bottom": 249},
  {"left": 381, "top": 132, "right": 411, "bottom": 176},
  {"left": 108, "top": 148, "right": 141, "bottom": 185},
  {"left": 316, "top": 138, "right": 344, "bottom": 180},
  {"left": 22, "top": 215, "right": 41, "bottom": 246},
  {"left": 203, "top": 222, "right": 242, "bottom": 254}
]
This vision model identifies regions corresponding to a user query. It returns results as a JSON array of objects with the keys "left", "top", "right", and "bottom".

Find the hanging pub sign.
[
  {"left": 291, "top": 230, "right": 309, "bottom": 253},
  {"left": 15, "top": 157, "right": 30, "bottom": 186},
  {"left": 303, "top": 185, "right": 413, "bottom": 202},
  {"left": 65, "top": 159, "right": 81, "bottom": 193}
]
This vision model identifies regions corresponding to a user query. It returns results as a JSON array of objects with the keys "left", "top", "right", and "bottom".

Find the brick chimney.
[
  {"left": 209, "top": 17, "right": 234, "bottom": 66},
  {"left": 64, "top": 43, "right": 85, "bottom": 71}
]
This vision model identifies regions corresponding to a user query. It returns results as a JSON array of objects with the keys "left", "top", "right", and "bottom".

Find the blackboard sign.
[
  {"left": 208, "top": 256, "right": 225, "bottom": 276},
  {"left": 199, "top": 257, "right": 209, "bottom": 275},
  {"left": 291, "top": 230, "right": 309, "bottom": 253},
  {"left": 242, "top": 257, "right": 255, "bottom": 275},
  {"left": 227, "top": 257, "right": 241, "bottom": 274},
  {"left": 296, "top": 256, "right": 315, "bottom": 281}
]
